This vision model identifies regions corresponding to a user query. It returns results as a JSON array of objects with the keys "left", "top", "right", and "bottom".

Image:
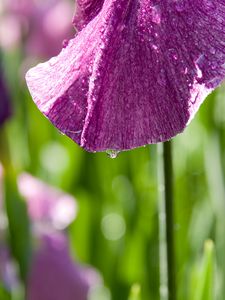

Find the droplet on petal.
[
  {"left": 106, "top": 149, "right": 120, "bottom": 159},
  {"left": 26, "top": 0, "right": 225, "bottom": 152}
]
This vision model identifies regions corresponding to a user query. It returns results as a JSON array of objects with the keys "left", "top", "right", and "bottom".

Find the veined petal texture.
[
  {"left": 73, "top": 0, "right": 104, "bottom": 30},
  {"left": 26, "top": 0, "right": 225, "bottom": 152}
]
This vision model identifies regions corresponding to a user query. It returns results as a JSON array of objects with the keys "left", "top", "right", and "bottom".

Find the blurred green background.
[
  {"left": 1, "top": 48, "right": 225, "bottom": 299},
  {"left": 0, "top": 1, "right": 225, "bottom": 300}
]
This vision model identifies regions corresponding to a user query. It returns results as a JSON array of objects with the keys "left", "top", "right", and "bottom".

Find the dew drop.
[
  {"left": 106, "top": 150, "right": 120, "bottom": 159},
  {"left": 209, "top": 47, "right": 216, "bottom": 55},
  {"left": 152, "top": 44, "right": 158, "bottom": 51},
  {"left": 100, "top": 42, "right": 105, "bottom": 50},
  {"left": 168, "top": 48, "right": 178, "bottom": 60},
  {"left": 196, "top": 65, "right": 203, "bottom": 79},
  {"left": 175, "top": 1, "right": 186, "bottom": 12},
  {"left": 151, "top": 6, "right": 161, "bottom": 24},
  {"left": 186, "top": 16, "right": 193, "bottom": 25},
  {"left": 210, "top": 61, "right": 217, "bottom": 70}
]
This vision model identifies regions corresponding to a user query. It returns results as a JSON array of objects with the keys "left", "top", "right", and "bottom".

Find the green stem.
[{"left": 157, "top": 141, "right": 176, "bottom": 300}]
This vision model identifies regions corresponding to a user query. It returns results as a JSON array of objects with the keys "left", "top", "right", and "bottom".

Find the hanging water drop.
[{"left": 106, "top": 150, "right": 120, "bottom": 159}]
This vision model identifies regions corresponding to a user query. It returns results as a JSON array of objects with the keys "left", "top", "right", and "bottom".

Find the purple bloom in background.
[
  {"left": 27, "top": 233, "right": 101, "bottom": 300},
  {"left": 0, "top": 247, "right": 19, "bottom": 292},
  {"left": 0, "top": 72, "right": 11, "bottom": 127},
  {"left": 17, "top": 173, "right": 77, "bottom": 231},
  {"left": 26, "top": 1, "right": 225, "bottom": 152},
  {"left": 17, "top": 173, "right": 102, "bottom": 300},
  {"left": 0, "top": 0, "right": 74, "bottom": 58}
]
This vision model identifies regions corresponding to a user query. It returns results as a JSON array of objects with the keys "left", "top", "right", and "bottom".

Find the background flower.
[
  {"left": 18, "top": 173, "right": 77, "bottom": 231},
  {"left": 27, "top": 233, "right": 101, "bottom": 300},
  {"left": 0, "top": 0, "right": 74, "bottom": 58}
]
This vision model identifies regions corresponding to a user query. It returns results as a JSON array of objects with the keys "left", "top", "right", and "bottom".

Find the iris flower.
[
  {"left": 17, "top": 173, "right": 77, "bottom": 231},
  {"left": 1, "top": 0, "right": 74, "bottom": 58},
  {"left": 27, "top": 233, "right": 101, "bottom": 300},
  {"left": 17, "top": 174, "right": 102, "bottom": 300},
  {"left": 26, "top": 0, "right": 225, "bottom": 152}
]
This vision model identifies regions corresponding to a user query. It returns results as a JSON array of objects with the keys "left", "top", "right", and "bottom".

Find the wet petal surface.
[
  {"left": 73, "top": 0, "right": 104, "bottom": 30},
  {"left": 26, "top": 0, "right": 225, "bottom": 152}
]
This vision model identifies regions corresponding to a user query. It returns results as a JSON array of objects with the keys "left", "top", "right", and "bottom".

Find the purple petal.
[
  {"left": 0, "top": 247, "right": 18, "bottom": 291},
  {"left": 73, "top": 0, "right": 104, "bottom": 30},
  {"left": 17, "top": 173, "right": 77, "bottom": 230},
  {"left": 27, "top": 233, "right": 101, "bottom": 300},
  {"left": 0, "top": 72, "right": 11, "bottom": 127},
  {"left": 26, "top": 0, "right": 225, "bottom": 152}
]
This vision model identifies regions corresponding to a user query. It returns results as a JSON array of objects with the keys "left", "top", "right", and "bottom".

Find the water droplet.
[
  {"left": 152, "top": 44, "right": 158, "bottom": 51},
  {"left": 175, "top": 0, "right": 186, "bottom": 12},
  {"left": 186, "top": 16, "right": 193, "bottom": 25},
  {"left": 151, "top": 6, "right": 161, "bottom": 24},
  {"left": 210, "top": 61, "right": 217, "bottom": 70},
  {"left": 168, "top": 48, "right": 178, "bottom": 60},
  {"left": 209, "top": 47, "right": 216, "bottom": 55},
  {"left": 100, "top": 42, "right": 105, "bottom": 50},
  {"left": 196, "top": 65, "right": 203, "bottom": 79},
  {"left": 106, "top": 150, "right": 120, "bottom": 159}
]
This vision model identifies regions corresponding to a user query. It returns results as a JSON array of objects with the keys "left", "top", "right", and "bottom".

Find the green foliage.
[
  {"left": 4, "top": 172, "right": 31, "bottom": 282},
  {"left": 1, "top": 51, "right": 225, "bottom": 300},
  {"left": 190, "top": 240, "right": 215, "bottom": 300}
]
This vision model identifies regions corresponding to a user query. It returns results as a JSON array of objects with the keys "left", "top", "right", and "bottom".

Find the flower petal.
[
  {"left": 17, "top": 173, "right": 77, "bottom": 230},
  {"left": 26, "top": 0, "right": 225, "bottom": 152},
  {"left": 27, "top": 233, "right": 101, "bottom": 300},
  {"left": 73, "top": 0, "right": 104, "bottom": 30}
]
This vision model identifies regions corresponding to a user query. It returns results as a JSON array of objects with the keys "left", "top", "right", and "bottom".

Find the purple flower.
[
  {"left": 73, "top": 0, "right": 104, "bottom": 31},
  {"left": 17, "top": 173, "right": 77, "bottom": 231},
  {"left": 0, "top": 72, "right": 11, "bottom": 127},
  {"left": 26, "top": 1, "right": 225, "bottom": 152},
  {"left": 0, "top": 0, "right": 74, "bottom": 58},
  {"left": 27, "top": 232, "right": 101, "bottom": 300},
  {"left": 17, "top": 174, "right": 102, "bottom": 299},
  {"left": 0, "top": 247, "right": 19, "bottom": 292}
]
